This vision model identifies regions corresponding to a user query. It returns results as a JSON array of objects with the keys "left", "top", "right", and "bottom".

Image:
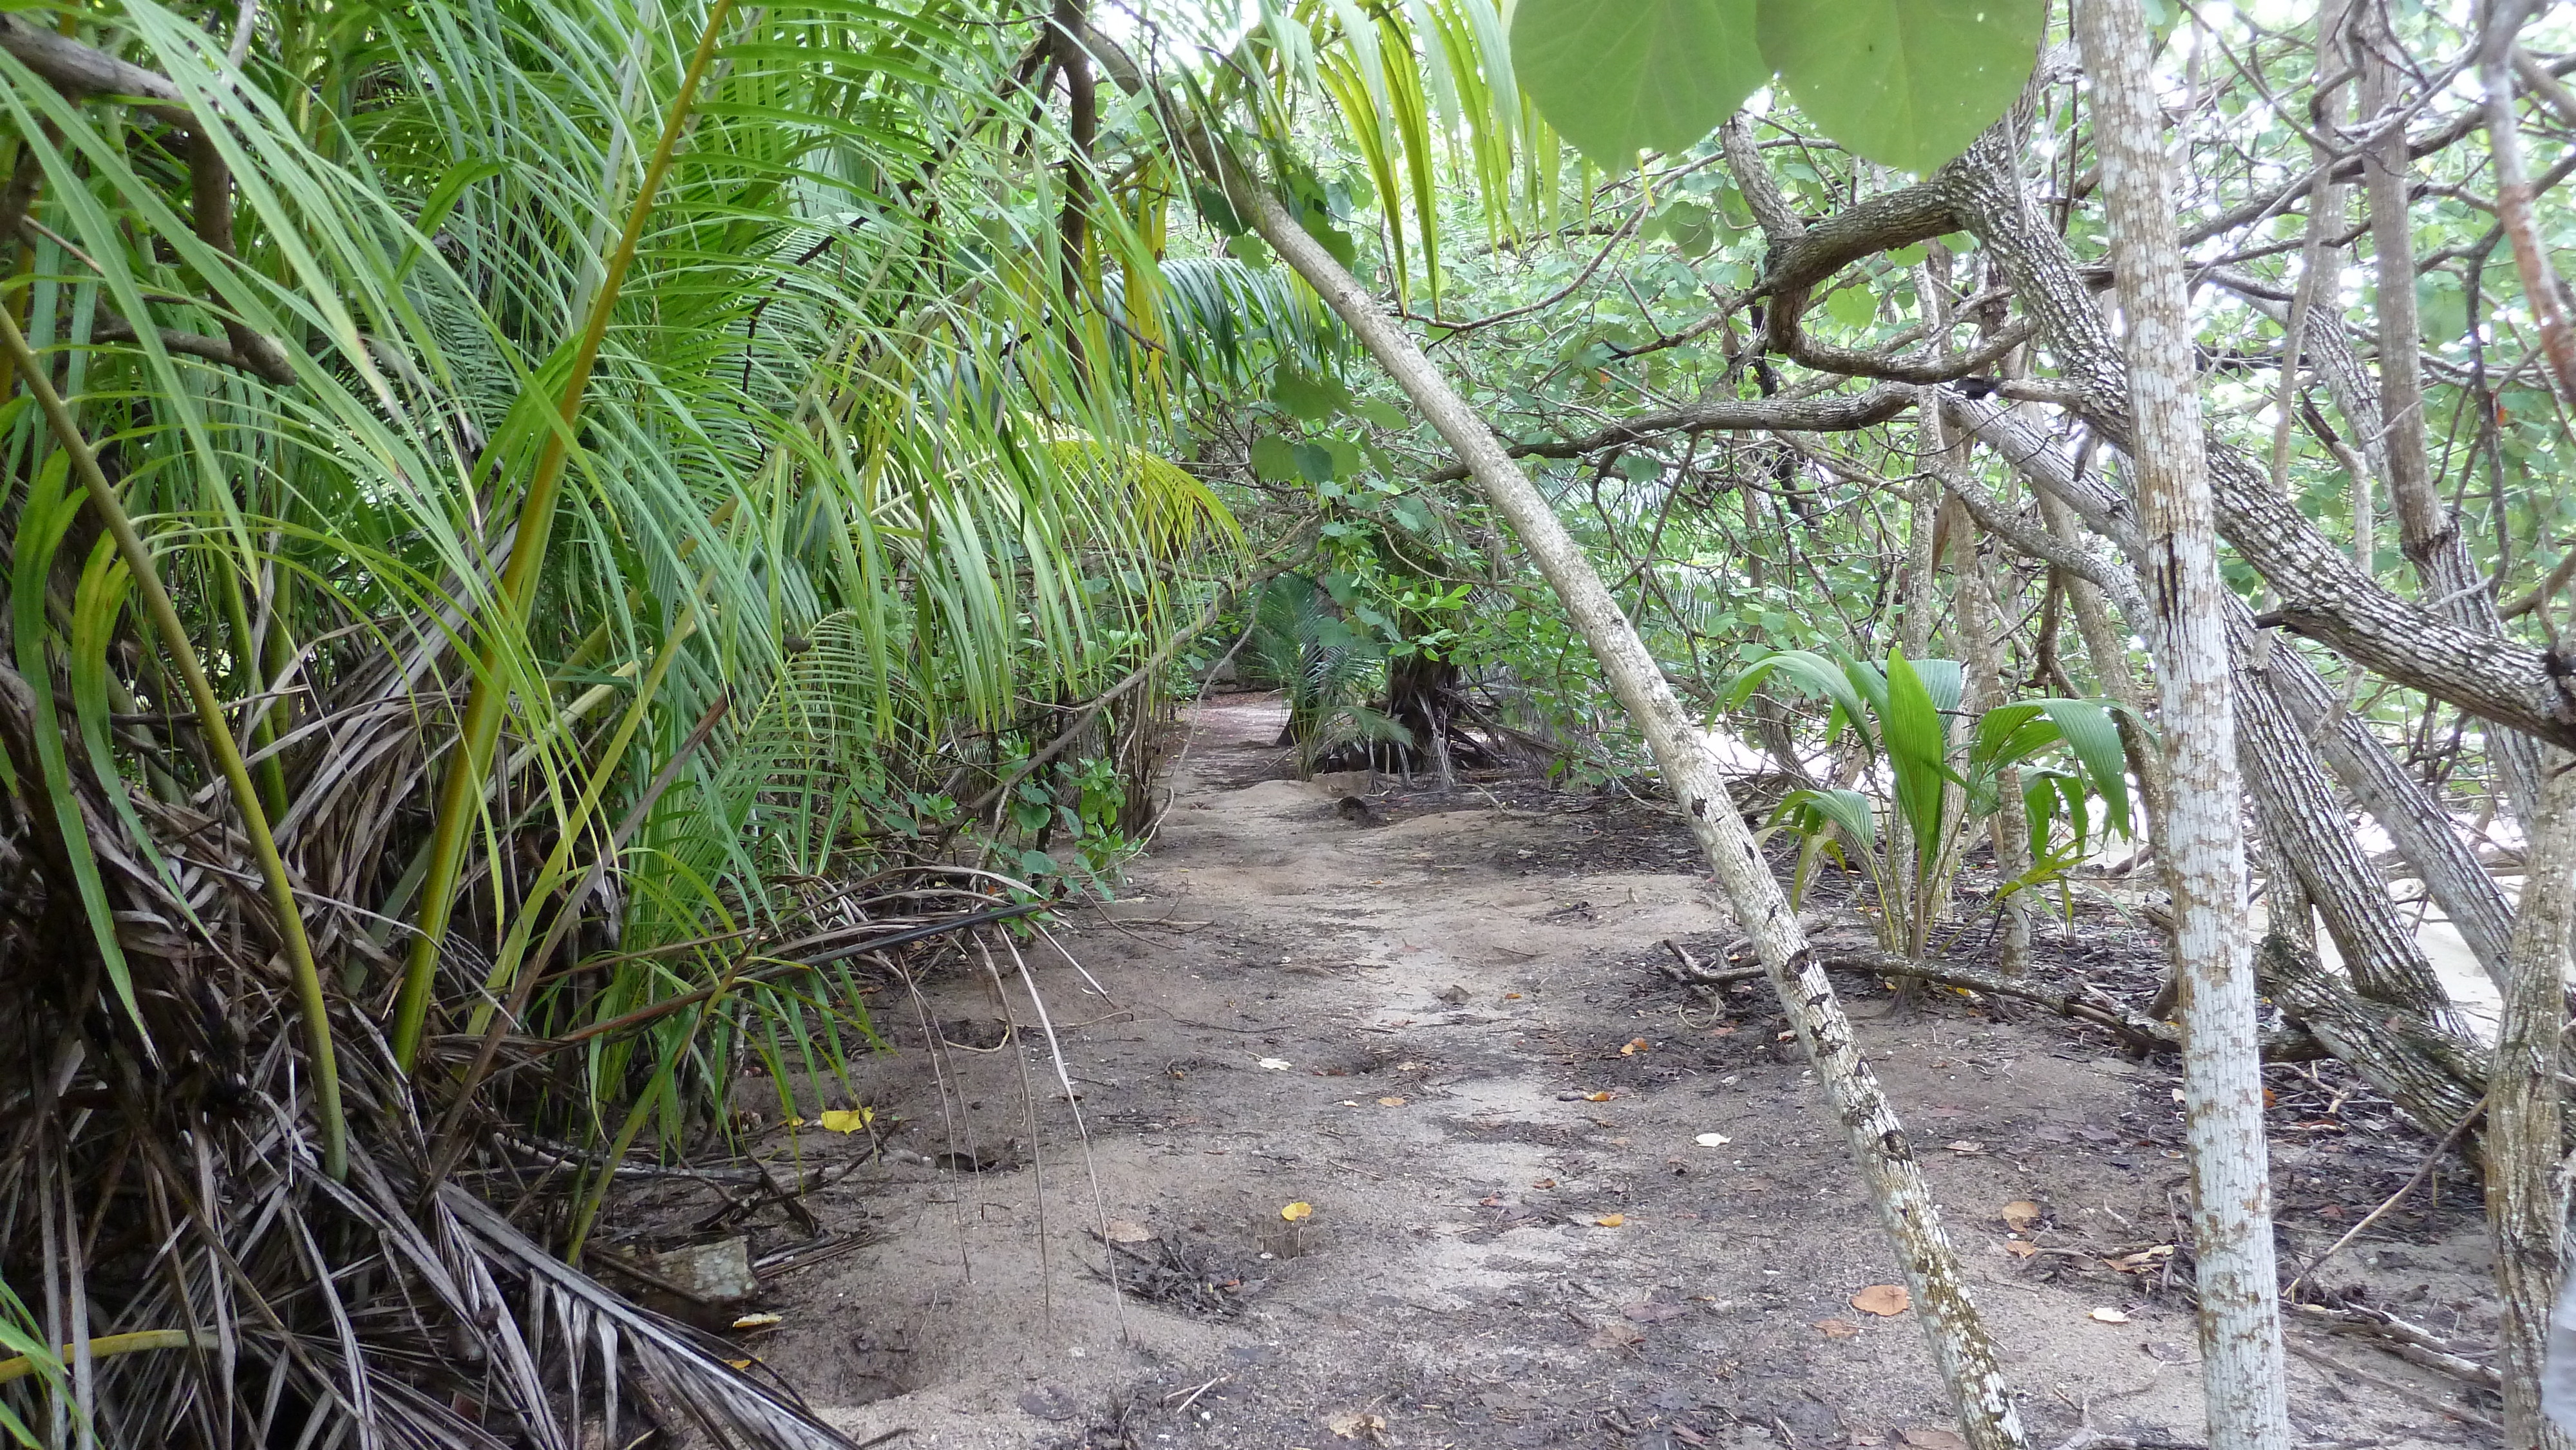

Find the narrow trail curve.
[{"left": 711, "top": 695, "right": 2483, "bottom": 1449}]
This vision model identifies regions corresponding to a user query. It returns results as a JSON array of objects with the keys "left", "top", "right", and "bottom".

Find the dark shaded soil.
[{"left": 601, "top": 693, "right": 2502, "bottom": 1449}]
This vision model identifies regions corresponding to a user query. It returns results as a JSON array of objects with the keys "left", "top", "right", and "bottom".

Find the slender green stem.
[
  {"left": 466, "top": 603, "right": 701, "bottom": 1039},
  {"left": 0, "top": 1330, "right": 214, "bottom": 1386},
  {"left": 562, "top": 949, "right": 749, "bottom": 1262},
  {"left": 389, "top": 0, "right": 739, "bottom": 1071},
  {"left": 0, "top": 305, "right": 348, "bottom": 1182},
  {"left": 213, "top": 555, "right": 289, "bottom": 824}
]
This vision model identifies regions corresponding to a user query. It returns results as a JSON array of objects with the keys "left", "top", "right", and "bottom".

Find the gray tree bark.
[
  {"left": 2269, "top": 0, "right": 2354, "bottom": 500},
  {"left": 1947, "top": 390, "right": 2519, "bottom": 991},
  {"left": 2268, "top": 647, "right": 2519, "bottom": 987},
  {"left": 2485, "top": 757, "right": 2576, "bottom": 1448},
  {"left": 1947, "top": 391, "right": 2473, "bottom": 1033},
  {"left": 1938, "top": 124, "right": 2576, "bottom": 755},
  {"left": 2357, "top": 8, "right": 2546, "bottom": 825},
  {"left": 2074, "top": 2, "right": 2290, "bottom": 1442}
]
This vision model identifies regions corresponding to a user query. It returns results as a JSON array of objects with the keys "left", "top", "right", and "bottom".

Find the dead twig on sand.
[
  {"left": 2287, "top": 1302, "right": 2502, "bottom": 1390},
  {"left": 2284, "top": 1339, "right": 2501, "bottom": 1431},
  {"left": 2286, "top": 1094, "right": 2488, "bottom": 1295}
]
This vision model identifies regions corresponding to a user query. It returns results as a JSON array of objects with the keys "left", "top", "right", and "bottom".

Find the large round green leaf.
[
  {"left": 1273, "top": 372, "right": 1352, "bottom": 421},
  {"left": 1510, "top": 0, "right": 1768, "bottom": 171},
  {"left": 1251, "top": 436, "right": 1302, "bottom": 482},
  {"left": 1756, "top": 0, "right": 2044, "bottom": 174}
]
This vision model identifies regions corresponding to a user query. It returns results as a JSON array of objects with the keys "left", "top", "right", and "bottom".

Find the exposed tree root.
[{"left": 1655, "top": 940, "right": 2322, "bottom": 1061}]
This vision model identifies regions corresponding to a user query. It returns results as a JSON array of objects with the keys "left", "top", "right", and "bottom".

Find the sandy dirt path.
[{"left": 649, "top": 694, "right": 2497, "bottom": 1448}]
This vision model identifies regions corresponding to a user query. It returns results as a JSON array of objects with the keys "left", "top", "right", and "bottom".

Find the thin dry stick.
[
  {"left": 1001, "top": 930, "right": 1128, "bottom": 1341},
  {"left": 2285, "top": 1092, "right": 2486, "bottom": 1295},
  {"left": 2282, "top": 1339, "right": 2501, "bottom": 1433},
  {"left": 899, "top": 963, "right": 978, "bottom": 1279},
  {"left": 975, "top": 936, "right": 1052, "bottom": 1317}
]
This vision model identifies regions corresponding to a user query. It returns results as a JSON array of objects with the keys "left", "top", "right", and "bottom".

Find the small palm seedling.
[
  {"left": 1727, "top": 647, "right": 2138, "bottom": 959},
  {"left": 1242, "top": 575, "right": 1414, "bottom": 779}
]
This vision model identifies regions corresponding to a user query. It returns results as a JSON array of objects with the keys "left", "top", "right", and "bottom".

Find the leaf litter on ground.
[{"left": 1850, "top": 1284, "right": 1910, "bottom": 1315}]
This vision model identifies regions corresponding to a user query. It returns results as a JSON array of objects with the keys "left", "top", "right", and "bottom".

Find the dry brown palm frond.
[
  {"left": 2, "top": 682, "right": 1081, "bottom": 1450},
  {"left": 0, "top": 957, "right": 875, "bottom": 1450},
  {"left": 0, "top": 650, "right": 881, "bottom": 1447}
]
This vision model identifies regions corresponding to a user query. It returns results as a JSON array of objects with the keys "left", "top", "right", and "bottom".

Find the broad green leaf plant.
[
  {"left": 1511, "top": 0, "right": 2046, "bottom": 173},
  {"left": 1729, "top": 647, "right": 2137, "bottom": 960}
]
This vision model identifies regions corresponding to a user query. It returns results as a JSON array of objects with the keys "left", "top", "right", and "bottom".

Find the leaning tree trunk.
[
  {"left": 2075, "top": 1, "right": 2291, "bottom": 1444},
  {"left": 1953, "top": 394, "right": 2518, "bottom": 986},
  {"left": 1947, "top": 491, "right": 2032, "bottom": 975},
  {"left": 1135, "top": 108, "right": 2032, "bottom": 1450},
  {"left": 1950, "top": 421, "right": 2463, "bottom": 1037},
  {"left": 2038, "top": 491, "right": 2169, "bottom": 847},
  {"left": 2259, "top": 934, "right": 2488, "bottom": 1136},
  {"left": 2358, "top": 8, "right": 2546, "bottom": 827},
  {"left": 1942, "top": 94, "right": 2576, "bottom": 758},
  {"left": 2230, "top": 621, "right": 2465, "bottom": 1033},
  {"left": 2486, "top": 755, "right": 2576, "bottom": 1447}
]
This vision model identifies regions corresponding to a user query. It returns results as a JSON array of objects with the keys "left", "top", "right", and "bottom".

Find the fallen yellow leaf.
[
  {"left": 2088, "top": 1307, "right": 2131, "bottom": 1324},
  {"left": 731, "top": 1312, "right": 782, "bottom": 1330},
  {"left": 1595, "top": 1214, "right": 1626, "bottom": 1228},
  {"left": 1620, "top": 1037, "right": 1651, "bottom": 1055},
  {"left": 724, "top": 1358, "right": 753, "bottom": 1370},
  {"left": 1281, "top": 1201, "right": 1313, "bottom": 1222},
  {"left": 817, "top": 1107, "right": 873, "bottom": 1134},
  {"left": 1586, "top": 1091, "right": 1614, "bottom": 1102},
  {"left": 1850, "top": 1284, "right": 1911, "bottom": 1316},
  {"left": 1999, "top": 1199, "right": 2043, "bottom": 1230},
  {"left": 1376, "top": 1096, "right": 1407, "bottom": 1107}
]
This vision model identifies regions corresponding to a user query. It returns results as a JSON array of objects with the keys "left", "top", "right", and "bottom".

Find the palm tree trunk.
[{"left": 2074, "top": 0, "right": 2289, "bottom": 1443}]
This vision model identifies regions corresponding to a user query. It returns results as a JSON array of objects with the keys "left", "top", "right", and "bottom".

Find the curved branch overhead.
[
  {"left": 1422, "top": 383, "right": 1918, "bottom": 482},
  {"left": 1938, "top": 125, "right": 2576, "bottom": 751},
  {"left": 0, "top": 13, "right": 193, "bottom": 123},
  {"left": 1486, "top": 92, "right": 2576, "bottom": 749}
]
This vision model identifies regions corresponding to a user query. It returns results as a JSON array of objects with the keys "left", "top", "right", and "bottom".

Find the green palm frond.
[{"left": 0, "top": 0, "right": 1280, "bottom": 1437}]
